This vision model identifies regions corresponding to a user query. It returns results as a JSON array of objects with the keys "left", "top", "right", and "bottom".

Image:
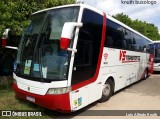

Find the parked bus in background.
[
  {"left": 1, "top": 29, "right": 10, "bottom": 49},
  {"left": 0, "top": 28, "right": 20, "bottom": 76},
  {"left": 13, "top": 4, "right": 154, "bottom": 112},
  {"left": 148, "top": 41, "right": 160, "bottom": 72}
]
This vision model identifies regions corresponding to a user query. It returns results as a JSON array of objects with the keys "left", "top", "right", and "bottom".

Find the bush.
[{"left": 0, "top": 76, "right": 13, "bottom": 90}]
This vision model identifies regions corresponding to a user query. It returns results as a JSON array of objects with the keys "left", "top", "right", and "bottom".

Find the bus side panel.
[
  {"left": 101, "top": 48, "right": 130, "bottom": 91},
  {"left": 70, "top": 86, "right": 89, "bottom": 111},
  {"left": 100, "top": 48, "right": 147, "bottom": 92}
]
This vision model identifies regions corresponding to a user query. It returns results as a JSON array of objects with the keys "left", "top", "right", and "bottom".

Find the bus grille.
[{"left": 17, "top": 82, "right": 46, "bottom": 95}]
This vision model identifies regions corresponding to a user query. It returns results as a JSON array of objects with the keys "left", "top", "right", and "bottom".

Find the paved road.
[{"left": 67, "top": 74, "right": 160, "bottom": 119}]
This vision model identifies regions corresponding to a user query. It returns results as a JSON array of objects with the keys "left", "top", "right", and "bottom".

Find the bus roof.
[
  {"left": 154, "top": 41, "right": 160, "bottom": 43},
  {"left": 32, "top": 4, "right": 80, "bottom": 15},
  {"left": 33, "top": 3, "right": 153, "bottom": 43}
]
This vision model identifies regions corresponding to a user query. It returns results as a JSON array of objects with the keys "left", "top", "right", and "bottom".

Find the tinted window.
[
  {"left": 123, "top": 29, "right": 134, "bottom": 50},
  {"left": 133, "top": 34, "right": 142, "bottom": 51},
  {"left": 105, "top": 20, "right": 123, "bottom": 49},
  {"left": 146, "top": 40, "right": 152, "bottom": 53},
  {"left": 105, "top": 19, "right": 151, "bottom": 53}
]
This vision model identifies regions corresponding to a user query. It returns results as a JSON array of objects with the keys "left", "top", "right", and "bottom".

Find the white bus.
[
  {"left": 148, "top": 41, "right": 160, "bottom": 71},
  {"left": 13, "top": 4, "right": 154, "bottom": 112}
]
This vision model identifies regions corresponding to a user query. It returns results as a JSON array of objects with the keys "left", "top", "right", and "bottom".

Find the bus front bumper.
[
  {"left": 13, "top": 83, "right": 71, "bottom": 112},
  {"left": 154, "top": 66, "right": 160, "bottom": 71}
]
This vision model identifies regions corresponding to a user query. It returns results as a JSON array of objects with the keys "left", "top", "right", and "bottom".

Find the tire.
[
  {"left": 99, "top": 79, "right": 114, "bottom": 103},
  {"left": 144, "top": 69, "right": 148, "bottom": 79}
]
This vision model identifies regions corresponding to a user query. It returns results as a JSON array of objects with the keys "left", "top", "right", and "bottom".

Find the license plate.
[{"left": 26, "top": 96, "right": 35, "bottom": 102}]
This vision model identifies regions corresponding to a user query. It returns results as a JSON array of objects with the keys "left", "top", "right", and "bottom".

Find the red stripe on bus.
[
  {"left": 140, "top": 54, "right": 154, "bottom": 79},
  {"left": 148, "top": 54, "right": 154, "bottom": 74},
  {"left": 72, "top": 13, "right": 106, "bottom": 90}
]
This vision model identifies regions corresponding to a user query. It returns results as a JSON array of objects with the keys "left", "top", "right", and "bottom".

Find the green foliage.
[
  {"left": 113, "top": 13, "right": 132, "bottom": 26},
  {"left": 0, "top": 0, "right": 75, "bottom": 37},
  {"left": 0, "top": 76, "right": 13, "bottom": 90},
  {"left": 1, "top": 0, "right": 158, "bottom": 41},
  {"left": 0, "top": 0, "right": 42, "bottom": 36},
  {"left": 113, "top": 13, "right": 160, "bottom": 41},
  {"left": 42, "top": 0, "right": 75, "bottom": 8}
]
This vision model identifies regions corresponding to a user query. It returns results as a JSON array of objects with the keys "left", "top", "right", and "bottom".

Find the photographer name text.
[{"left": 121, "top": 0, "right": 157, "bottom": 5}]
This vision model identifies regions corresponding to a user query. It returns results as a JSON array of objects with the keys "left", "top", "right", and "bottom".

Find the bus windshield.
[
  {"left": 148, "top": 43, "right": 160, "bottom": 63},
  {"left": 155, "top": 48, "right": 160, "bottom": 63},
  {"left": 15, "top": 7, "right": 79, "bottom": 82}
]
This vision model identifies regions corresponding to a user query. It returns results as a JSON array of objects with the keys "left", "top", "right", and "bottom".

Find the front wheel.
[{"left": 99, "top": 79, "right": 114, "bottom": 102}]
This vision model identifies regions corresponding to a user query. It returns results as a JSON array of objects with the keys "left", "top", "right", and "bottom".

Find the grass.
[
  {"left": 0, "top": 76, "right": 63, "bottom": 119},
  {"left": 0, "top": 76, "right": 13, "bottom": 90},
  {"left": 0, "top": 88, "right": 53, "bottom": 119},
  {"left": 0, "top": 76, "right": 81, "bottom": 119}
]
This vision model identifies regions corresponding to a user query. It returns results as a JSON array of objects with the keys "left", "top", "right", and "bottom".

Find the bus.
[
  {"left": 0, "top": 29, "right": 20, "bottom": 76},
  {"left": 148, "top": 41, "right": 160, "bottom": 72},
  {"left": 13, "top": 4, "right": 154, "bottom": 112}
]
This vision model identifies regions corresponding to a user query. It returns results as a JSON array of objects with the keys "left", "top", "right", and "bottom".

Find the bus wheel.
[
  {"left": 99, "top": 79, "right": 113, "bottom": 102},
  {"left": 144, "top": 69, "right": 148, "bottom": 79}
]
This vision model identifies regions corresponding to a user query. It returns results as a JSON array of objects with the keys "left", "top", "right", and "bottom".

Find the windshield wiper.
[{"left": 38, "top": 47, "right": 44, "bottom": 82}]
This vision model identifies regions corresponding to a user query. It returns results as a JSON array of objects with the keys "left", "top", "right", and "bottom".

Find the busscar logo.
[
  {"left": 103, "top": 53, "right": 108, "bottom": 64},
  {"left": 104, "top": 53, "right": 108, "bottom": 60},
  {"left": 119, "top": 50, "right": 140, "bottom": 63}
]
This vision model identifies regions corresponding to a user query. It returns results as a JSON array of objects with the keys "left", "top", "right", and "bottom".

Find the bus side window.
[
  {"left": 74, "top": 29, "right": 93, "bottom": 66},
  {"left": 106, "top": 36, "right": 113, "bottom": 47},
  {"left": 104, "top": 19, "right": 123, "bottom": 49}
]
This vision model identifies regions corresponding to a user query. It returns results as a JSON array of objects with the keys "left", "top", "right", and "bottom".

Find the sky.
[{"left": 77, "top": 0, "right": 160, "bottom": 33}]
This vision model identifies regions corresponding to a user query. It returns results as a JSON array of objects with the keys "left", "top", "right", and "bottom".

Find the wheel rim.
[
  {"left": 145, "top": 70, "right": 147, "bottom": 78},
  {"left": 102, "top": 83, "right": 111, "bottom": 97},
  {"left": 145, "top": 73, "right": 147, "bottom": 78}
]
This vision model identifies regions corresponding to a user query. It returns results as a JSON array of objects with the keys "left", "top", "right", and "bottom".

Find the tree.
[
  {"left": 41, "top": 0, "right": 75, "bottom": 8},
  {"left": 113, "top": 13, "right": 132, "bottom": 27},
  {"left": 0, "top": 0, "right": 42, "bottom": 36},
  {"left": 0, "top": 0, "right": 75, "bottom": 37}
]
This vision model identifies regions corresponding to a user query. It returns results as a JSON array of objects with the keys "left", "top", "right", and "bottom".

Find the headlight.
[{"left": 47, "top": 87, "right": 71, "bottom": 94}]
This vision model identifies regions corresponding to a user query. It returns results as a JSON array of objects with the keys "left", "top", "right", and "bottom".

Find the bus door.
[
  {"left": 70, "top": 9, "right": 104, "bottom": 110},
  {"left": 155, "top": 44, "right": 160, "bottom": 64},
  {"left": 146, "top": 44, "right": 153, "bottom": 74}
]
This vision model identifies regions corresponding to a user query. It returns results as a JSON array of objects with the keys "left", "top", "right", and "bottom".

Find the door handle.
[
  {"left": 97, "top": 82, "right": 102, "bottom": 85},
  {"left": 74, "top": 90, "right": 79, "bottom": 93}
]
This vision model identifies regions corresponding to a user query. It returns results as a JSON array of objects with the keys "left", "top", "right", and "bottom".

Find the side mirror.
[
  {"left": 2, "top": 28, "right": 10, "bottom": 48},
  {"left": 60, "top": 22, "right": 83, "bottom": 50},
  {"left": 5, "top": 46, "right": 18, "bottom": 50}
]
